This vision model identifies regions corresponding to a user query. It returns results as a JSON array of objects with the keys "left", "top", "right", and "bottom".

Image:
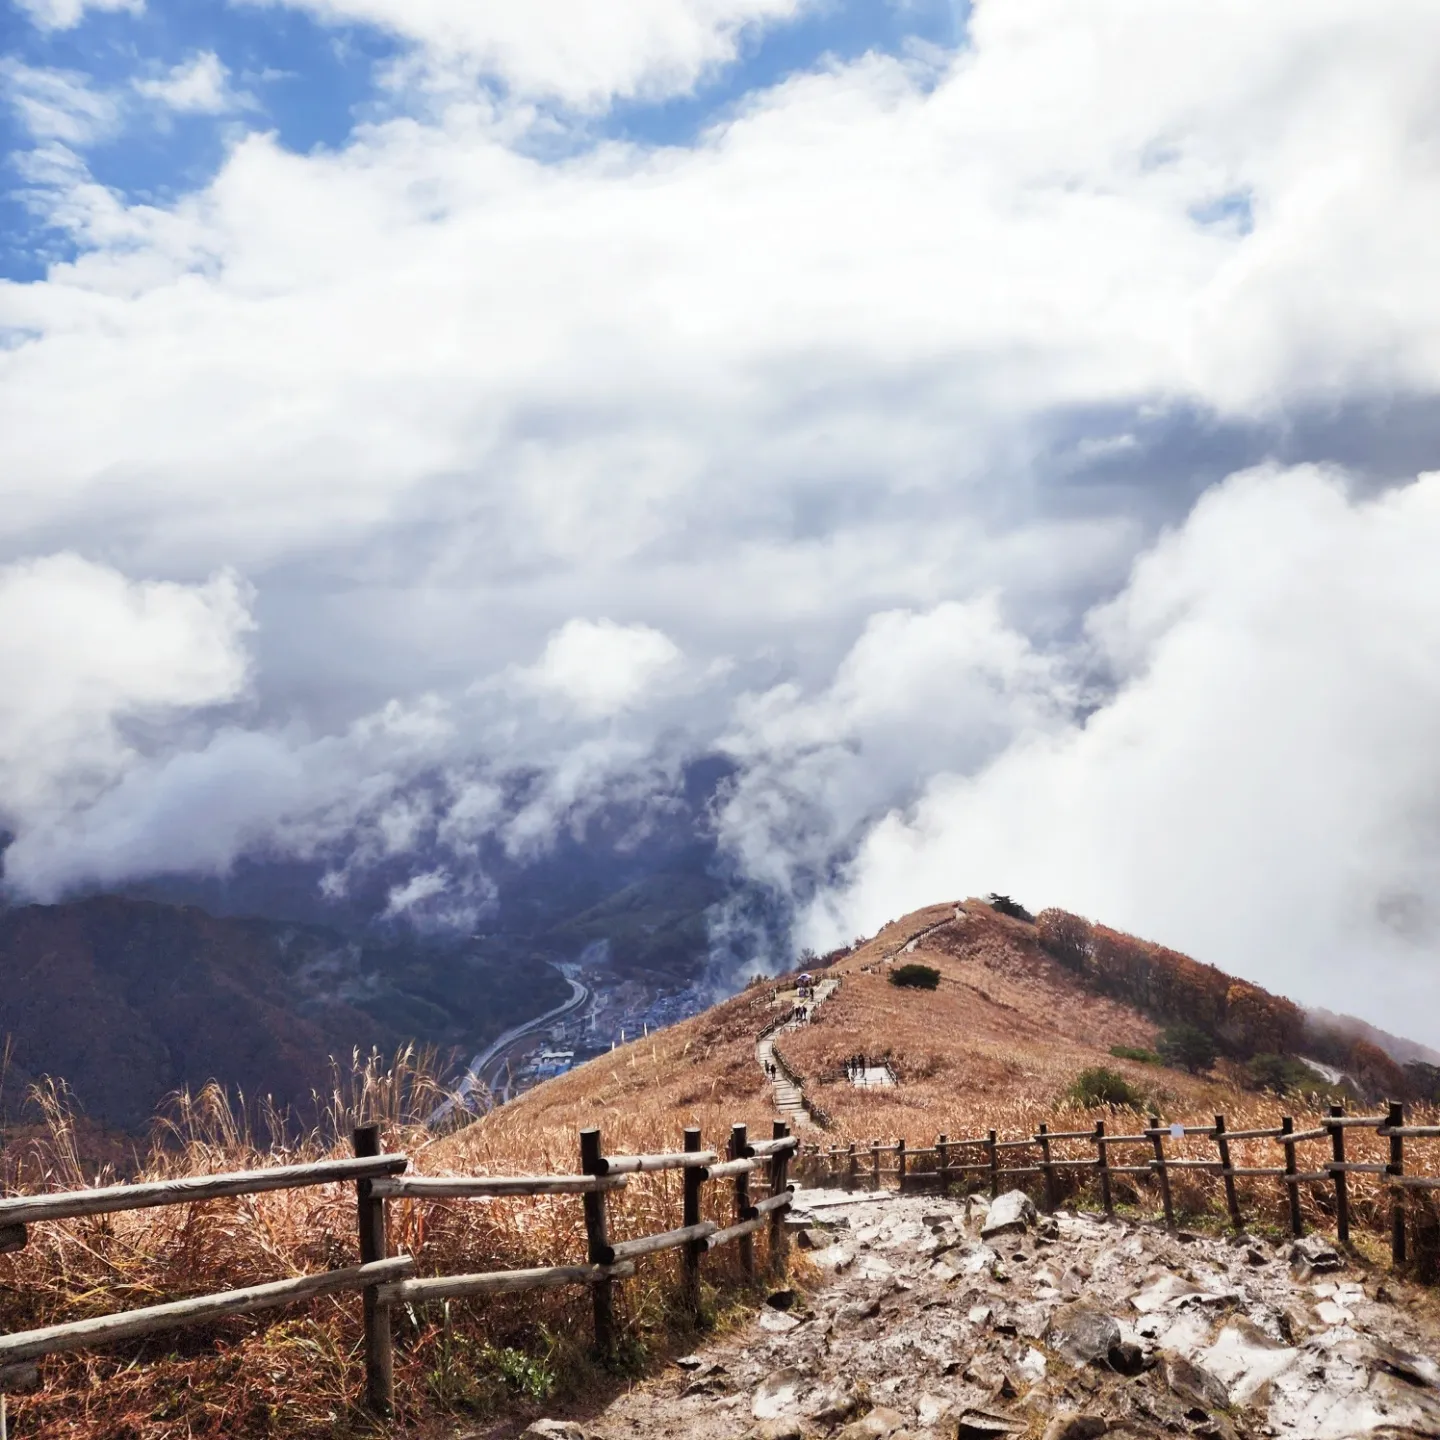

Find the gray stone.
[
  {"left": 1046, "top": 1304, "right": 1122, "bottom": 1366},
  {"left": 1290, "top": 1235, "right": 1343, "bottom": 1274},
  {"left": 954, "top": 1411, "right": 1023, "bottom": 1438},
  {"left": 1040, "top": 1415, "right": 1108, "bottom": 1440},
  {"left": 521, "top": 1422, "right": 585, "bottom": 1440},
  {"left": 1375, "top": 1339, "right": 1440, "bottom": 1389},
  {"left": 752, "top": 1368, "right": 805, "bottom": 1420},
  {"left": 839, "top": 1296, "right": 881, "bottom": 1325},
  {"left": 1107, "top": 1339, "right": 1147, "bottom": 1377},
  {"left": 982, "top": 1191, "right": 1038, "bottom": 1239},
  {"left": 834, "top": 1405, "right": 906, "bottom": 1440},
  {"left": 754, "top": 1420, "right": 803, "bottom": 1440},
  {"left": 1160, "top": 1351, "right": 1229, "bottom": 1412},
  {"left": 804, "top": 1379, "right": 861, "bottom": 1425}
]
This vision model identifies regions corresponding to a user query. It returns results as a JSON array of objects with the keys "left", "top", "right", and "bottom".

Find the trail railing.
[
  {"left": 797, "top": 1102, "right": 1440, "bottom": 1261},
  {"left": 0, "top": 1119, "right": 794, "bottom": 1418}
]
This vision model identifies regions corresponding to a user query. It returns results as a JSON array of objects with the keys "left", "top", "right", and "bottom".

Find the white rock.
[
  {"left": 752, "top": 1368, "right": 806, "bottom": 1420},
  {"left": 1017, "top": 1347, "right": 1048, "bottom": 1384},
  {"left": 521, "top": 1422, "right": 585, "bottom": 1440},
  {"left": 982, "top": 1191, "right": 1038, "bottom": 1239},
  {"left": 1196, "top": 1318, "right": 1299, "bottom": 1407},
  {"left": 917, "top": 1393, "right": 952, "bottom": 1427}
]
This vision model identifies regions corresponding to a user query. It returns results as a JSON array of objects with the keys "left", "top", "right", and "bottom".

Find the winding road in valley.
[{"left": 428, "top": 976, "right": 589, "bottom": 1125}]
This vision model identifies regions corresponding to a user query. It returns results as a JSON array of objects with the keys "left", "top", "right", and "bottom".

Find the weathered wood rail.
[
  {"left": 796, "top": 1102, "right": 1440, "bottom": 1263},
  {"left": 0, "top": 1119, "right": 795, "bottom": 1419}
]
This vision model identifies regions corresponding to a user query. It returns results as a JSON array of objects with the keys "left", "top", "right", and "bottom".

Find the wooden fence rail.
[
  {"left": 0, "top": 1119, "right": 796, "bottom": 1419},
  {"left": 796, "top": 1104, "right": 1440, "bottom": 1265}
]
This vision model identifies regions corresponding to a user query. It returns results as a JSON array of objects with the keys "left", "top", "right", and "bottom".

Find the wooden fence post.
[
  {"left": 1388, "top": 1100, "right": 1406, "bottom": 1266},
  {"left": 896, "top": 1139, "right": 907, "bottom": 1194},
  {"left": 1328, "top": 1104, "right": 1349, "bottom": 1247},
  {"left": 847, "top": 1141, "right": 858, "bottom": 1191},
  {"left": 1038, "top": 1123, "right": 1056, "bottom": 1213},
  {"left": 988, "top": 1130, "right": 999, "bottom": 1199},
  {"left": 768, "top": 1121, "right": 791, "bottom": 1278},
  {"left": 730, "top": 1124, "right": 755, "bottom": 1283},
  {"left": 938, "top": 1134, "right": 950, "bottom": 1194},
  {"left": 1213, "top": 1114, "right": 1242, "bottom": 1231},
  {"left": 682, "top": 1127, "right": 703, "bottom": 1319},
  {"left": 1149, "top": 1116, "right": 1175, "bottom": 1229},
  {"left": 871, "top": 1139, "right": 881, "bottom": 1192},
  {"left": 1281, "top": 1116, "right": 1303, "bottom": 1237},
  {"left": 353, "top": 1124, "right": 393, "bottom": 1418},
  {"left": 580, "top": 1128, "right": 616, "bottom": 1356},
  {"left": 1094, "top": 1120, "right": 1112, "bottom": 1216}
]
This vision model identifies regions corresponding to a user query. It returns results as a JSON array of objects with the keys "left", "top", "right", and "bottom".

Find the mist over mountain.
[{"left": 4, "top": 3, "right": 1440, "bottom": 1044}]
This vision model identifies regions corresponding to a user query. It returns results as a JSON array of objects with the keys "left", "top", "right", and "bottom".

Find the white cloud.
[
  {"left": 0, "top": 61, "right": 122, "bottom": 146},
  {"left": 804, "top": 465, "right": 1440, "bottom": 1038},
  {"left": 5, "top": 4, "right": 1440, "bottom": 579},
  {"left": 13, "top": 0, "right": 142, "bottom": 31},
  {"left": 718, "top": 599, "right": 1072, "bottom": 896},
  {"left": 0, "top": 555, "right": 253, "bottom": 830},
  {"left": 245, "top": 0, "right": 811, "bottom": 108},
  {"left": 133, "top": 52, "right": 245, "bottom": 116},
  {"left": 515, "top": 619, "right": 684, "bottom": 719}
]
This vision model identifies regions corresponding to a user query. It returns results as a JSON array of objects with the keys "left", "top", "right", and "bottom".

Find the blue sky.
[{"left": 1, "top": 0, "right": 967, "bottom": 280}]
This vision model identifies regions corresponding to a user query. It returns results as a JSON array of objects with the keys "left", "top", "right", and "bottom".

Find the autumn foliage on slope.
[{"left": 1036, "top": 906, "right": 1413, "bottom": 1094}]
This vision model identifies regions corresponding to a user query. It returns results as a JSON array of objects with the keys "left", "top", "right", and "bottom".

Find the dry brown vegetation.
[
  {"left": 0, "top": 1049, "right": 780, "bottom": 1439},
  {"left": 4, "top": 896, "right": 1439, "bottom": 1437}
]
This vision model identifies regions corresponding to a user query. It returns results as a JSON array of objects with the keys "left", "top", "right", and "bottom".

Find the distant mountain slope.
[
  {"left": 0, "top": 896, "right": 567, "bottom": 1130},
  {"left": 1306, "top": 1006, "right": 1440, "bottom": 1069},
  {"left": 442, "top": 897, "right": 1435, "bottom": 1171}
]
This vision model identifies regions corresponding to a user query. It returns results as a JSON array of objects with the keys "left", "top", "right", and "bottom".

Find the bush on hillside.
[
  {"left": 1157, "top": 1023, "right": 1218, "bottom": 1073},
  {"left": 1246, "top": 1053, "right": 1353, "bottom": 1103},
  {"left": 1067, "top": 1066, "right": 1146, "bottom": 1109},
  {"left": 1247, "top": 1053, "right": 1309, "bottom": 1095},
  {"left": 1110, "top": 1044, "right": 1160, "bottom": 1065},
  {"left": 987, "top": 893, "right": 1034, "bottom": 922},
  {"left": 889, "top": 963, "right": 941, "bottom": 990},
  {"left": 1037, "top": 907, "right": 1094, "bottom": 972},
  {"left": 1406, "top": 1061, "right": 1440, "bottom": 1104}
]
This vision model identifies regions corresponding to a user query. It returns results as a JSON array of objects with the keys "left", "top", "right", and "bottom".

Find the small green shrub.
[
  {"left": 1067, "top": 1066, "right": 1146, "bottom": 1109},
  {"left": 987, "top": 893, "right": 1034, "bottom": 922},
  {"left": 889, "top": 963, "right": 941, "bottom": 990},
  {"left": 1157, "top": 1023, "right": 1218, "bottom": 1073},
  {"left": 1246, "top": 1053, "right": 1349, "bottom": 1101},
  {"left": 1110, "top": 1044, "right": 1161, "bottom": 1065}
]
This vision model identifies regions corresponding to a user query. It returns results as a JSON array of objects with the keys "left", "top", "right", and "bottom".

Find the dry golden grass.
[{"left": 0, "top": 1048, "right": 782, "bottom": 1439}]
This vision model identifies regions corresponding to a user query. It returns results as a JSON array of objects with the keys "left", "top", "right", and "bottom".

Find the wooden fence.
[
  {"left": 0, "top": 1120, "right": 794, "bottom": 1419},
  {"left": 796, "top": 1101, "right": 1440, "bottom": 1262}
]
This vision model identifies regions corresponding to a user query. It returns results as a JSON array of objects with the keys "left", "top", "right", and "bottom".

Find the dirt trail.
[{"left": 480, "top": 1185, "right": 1440, "bottom": 1440}]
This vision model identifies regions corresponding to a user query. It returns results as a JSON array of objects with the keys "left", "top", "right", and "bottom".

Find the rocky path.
[{"left": 505, "top": 1185, "right": 1440, "bottom": 1440}]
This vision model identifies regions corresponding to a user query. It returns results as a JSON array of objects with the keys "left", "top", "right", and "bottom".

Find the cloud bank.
[
  {"left": 3, "top": 1, "right": 1440, "bottom": 1033},
  {"left": 796, "top": 466, "right": 1440, "bottom": 1034}
]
